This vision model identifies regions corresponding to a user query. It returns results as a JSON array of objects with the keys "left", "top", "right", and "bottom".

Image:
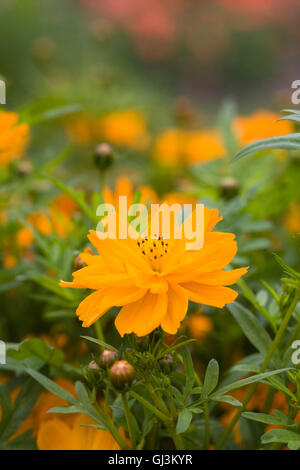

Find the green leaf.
[
  {"left": 25, "top": 368, "right": 77, "bottom": 405},
  {"left": 261, "top": 429, "right": 300, "bottom": 449},
  {"left": 233, "top": 133, "right": 300, "bottom": 161},
  {"left": 7, "top": 338, "right": 64, "bottom": 368},
  {"left": 201, "top": 359, "right": 219, "bottom": 397},
  {"left": 228, "top": 302, "right": 272, "bottom": 356},
  {"left": 176, "top": 409, "right": 193, "bottom": 434},
  {"left": 81, "top": 335, "right": 118, "bottom": 352},
  {"left": 243, "top": 411, "right": 289, "bottom": 426},
  {"left": 0, "top": 379, "right": 41, "bottom": 442},
  {"left": 212, "top": 395, "right": 242, "bottom": 407},
  {"left": 211, "top": 368, "right": 289, "bottom": 398}
]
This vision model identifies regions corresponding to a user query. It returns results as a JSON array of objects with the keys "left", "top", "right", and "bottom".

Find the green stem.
[
  {"left": 122, "top": 392, "right": 136, "bottom": 449},
  {"left": 129, "top": 390, "right": 172, "bottom": 426},
  {"left": 171, "top": 430, "right": 185, "bottom": 450},
  {"left": 94, "top": 401, "right": 129, "bottom": 450},
  {"left": 203, "top": 402, "right": 210, "bottom": 450},
  {"left": 215, "top": 287, "right": 300, "bottom": 450},
  {"left": 94, "top": 319, "right": 104, "bottom": 342},
  {"left": 144, "top": 382, "right": 169, "bottom": 415}
]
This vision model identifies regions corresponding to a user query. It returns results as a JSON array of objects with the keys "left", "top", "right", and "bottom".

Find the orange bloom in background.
[
  {"left": 284, "top": 201, "right": 300, "bottom": 235},
  {"left": 103, "top": 176, "right": 158, "bottom": 210},
  {"left": 16, "top": 194, "right": 79, "bottom": 250},
  {"left": 60, "top": 206, "right": 248, "bottom": 336},
  {"left": 37, "top": 414, "right": 123, "bottom": 450},
  {"left": 153, "top": 128, "right": 225, "bottom": 166},
  {"left": 183, "top": 311, "right": 213, "bottom": 340},
  {"left": 66, "top": 114, "right": 98, "bottom": 145},
  {"left": 185, "top": 130, "right": 225, "bottom": 164},
  {"left": 98, "top": 110, "right": 149, "bottom": 150},
  {"left": 0, "top": 111, "right": 29, "bottom": 167},
  {"left": 153, "top": 128, "right": 188, "bottom": 166},
  {"left": 233, "top": 110, "right": 293, "bottom": 146}
]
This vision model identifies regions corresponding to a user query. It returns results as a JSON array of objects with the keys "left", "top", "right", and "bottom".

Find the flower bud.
[
  {"left": 99, "top": 349, "right": 119, "bottom": 368},
  {"left": 158, "top": 353, "right": 176, "bottom": 374},
  {"left": 135, "top": 335, "right": 150, "bottom": 352},
  {"left": 220, "top": 177, "right": 239, "bottom": 200},
  {"left": 109, "top": 360, "right": 135, "bottom": 390},
  {"left": 93, "top": 143, "right": 115, "bottom": 171},
  {"left": 73, "top": 254, "right": 86, "bottom": 271},
  {"left": 86, "top": 360, "right": 101, "bottom": 384}
]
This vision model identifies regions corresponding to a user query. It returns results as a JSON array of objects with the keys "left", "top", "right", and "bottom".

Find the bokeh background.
[{"left": 1, "top": 0, "right": 300, "bottom": 390}]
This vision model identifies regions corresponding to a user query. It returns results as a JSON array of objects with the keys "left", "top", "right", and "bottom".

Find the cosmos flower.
[
  {"left": 0, "top": 111, "right": 29, "bottom": 167},
  {"left": 37, "top": 414, "right": 123, "bottom": 450},
  {"left": 60, "top": 206, "right": 247, "bottom": 336}
]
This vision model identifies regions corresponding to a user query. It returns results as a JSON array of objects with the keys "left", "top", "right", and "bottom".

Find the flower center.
[{"left": 137, "top": 235, "right": 169, "bottom": 269}]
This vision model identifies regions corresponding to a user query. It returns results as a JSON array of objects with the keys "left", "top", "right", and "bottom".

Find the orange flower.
[
  {"left": 284, "top": 201, "right": 300, "bottom": 235},
  {"left": 98, "top": 110, "right": 149, "bottom": 150},
  {"left": 102, "top": 176, "right": 157, "bottom": 210},
  {"left": 60, "top": 206, "right": 248, "bottom": 336},
  {"left": 153, "top": 129, "right": 188, "bottom": 166},
  {"left": 234, "top": 110, "right": 293, "bottom": 146},
  {"left": 184, "top": 312, "right": 213, "bottom": 340},
  {"left": 37, "top": 414, "right": 123, "bottom": 450},
  {"left": 153, "top": 128, "right": 225, "bottom": 166},
  {"left": 185, "top": 130, "right": 225, "bottom": 164},
  {"left": 0, "top": 111, "right": 29, "bottom": 167}
]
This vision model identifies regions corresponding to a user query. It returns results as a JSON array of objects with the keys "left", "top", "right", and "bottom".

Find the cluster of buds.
[{"left": 85, "top": 349, "right": 135, "bottom": 392}]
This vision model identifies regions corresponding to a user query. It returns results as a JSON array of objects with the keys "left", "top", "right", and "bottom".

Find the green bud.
[
  {"left": 158, "top": 353, "right": 176, "bottom": 374},
  {"left": 135, "top": 335, "right": 150, "bottom": 352},
  {"left": 93, "top": 143, "right": 115, "bottom": 171},
  {"left": 99, "top": 349, "right": 119, "bottom": 368},
  {"left": 220, "top": 177, "right": 239, "bottom": 200},
  {"left": 85, "top": 360, "right": 101, "bottom": 384},
  {"left": 109, "top": 360, "right": 135, "bottom": 390}
]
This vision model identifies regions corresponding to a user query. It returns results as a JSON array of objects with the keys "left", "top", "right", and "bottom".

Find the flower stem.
[
  {"left": 215, "top": 287, "right": 300, "bottom": 450},
  {"left": 94, "top": 319, "right": 104, "bottom": 342},
  {"left": 203, "top": 402, "right": 210, "bottom": 449},
  {"left": 129, "top": 390, "right": 172, "bottom": 426},
  {"left": 94, "top": 401, "right": 129, "bottom": 450},
  {"left": 171, "top": 430, "right": 185, "bottom": 450},
  {"left": 122, "top": 392, "right": 136, "bottom": 449}
]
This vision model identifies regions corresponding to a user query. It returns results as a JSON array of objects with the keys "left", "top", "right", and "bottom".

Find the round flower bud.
[
  {"left": 73, "top": 254, "right": 87, "bottom": 271},
  {"left": 99, "top": 349, "right": 119, "bottom": 368},
  {"left": 93, "top": 143, "right": 115, "bottom": 171},
  {"left": 86, "top": 360, "right": 101, "bottom": 384},
  {"left": 158, "top": 353, "right": 176, "bottom": 374},
  {"left": 109, "top": 360, "right": 135, "bottom": 390},
  {"left": 220, "top": 177, "right": 239, "bottom": 200}
]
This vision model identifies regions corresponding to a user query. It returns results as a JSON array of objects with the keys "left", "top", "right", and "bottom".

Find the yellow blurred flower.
[
  {"left": 37, "top": 414, "right": 124, "bottom": 450},
  {"left": 103, "top": 176, "right": 157, "bottom": 210},
  {"left": 284, "top": 201, "right": 300, "bottom": 235},
  {"left": 185, "top": 130, "right": 225, "bottom": 164},
  {"left": 153, "top": 128, "right": 225, "bottom": 166},
  {"left": 234, "top": 110, "right": 293, "bottom": 146},
  {"left": 153, "top": 129, "right": 188, "bottom": 166},
  {"left": 183, "top": 312, "right": 213, "bottom": 340},
  {"left": 98, "top": 110, "right": 149, "bottom": 150},
  {"left": 0, "top": 111, "right": 29, "bottom": 167},
  {"left": 66, "top": 114, "right": 98, "bottom": 146}
]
